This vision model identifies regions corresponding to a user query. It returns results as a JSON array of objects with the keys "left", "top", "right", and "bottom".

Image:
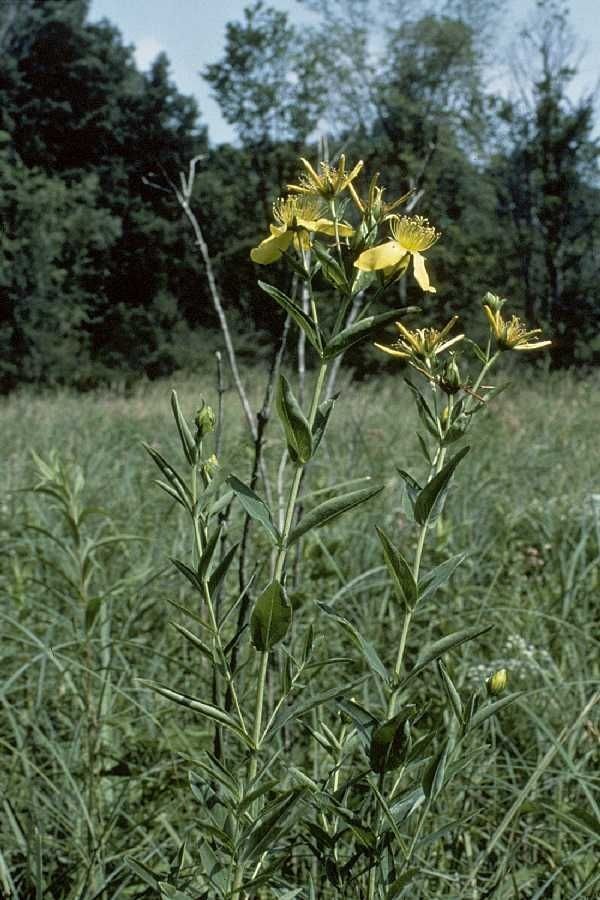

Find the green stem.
[{"left": 233, "top": 360, "right": 329, "bottom": 897}]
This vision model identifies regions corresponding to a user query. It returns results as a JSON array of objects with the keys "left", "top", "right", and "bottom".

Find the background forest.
[{"left": 0, "top": 0, "right": 599, "bottom": 392}]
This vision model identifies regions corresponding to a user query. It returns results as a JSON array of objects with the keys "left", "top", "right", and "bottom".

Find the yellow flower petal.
[
  {"left": 250, "top": 231, "right": 293, "bottom": 265},
  {"left": 412, "top": 251, "right": 436, "bottom": 293},
  {"left": 311, "top": 218, "right": 354, "bottom": 237},
  {"left": 354, "top": 241, "right": 407, "bottom": 271},
  {"left": 374, "top": 341, "right": 409, "bottom": 358}
]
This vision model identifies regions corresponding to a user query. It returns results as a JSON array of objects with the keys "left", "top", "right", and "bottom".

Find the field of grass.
[{"left": 1, "top": 366, "right": 599, "bottom": 898}]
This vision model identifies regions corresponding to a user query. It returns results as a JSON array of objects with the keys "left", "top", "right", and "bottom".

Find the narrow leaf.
[
  {"left": 208, "top": 542, "right": 239, "bottom": 595},
  {"left": 418, "top": 553, "right": 466, "bottom": 603},
  {"left": 402, "top": 624, "right": 493, "bottom": 686},
  {"left": 250, "top": 579, "right": 292, "bottom": 651},
  {"left": 170, "top": 557, "right": 202, "bottom": 592},
  {"left": 376, "top": 526, "right": 417, "bottom": 611},
  {"left": 276, "top": 374, "right": 313, "bottom": 464},
  {"left": 258, "top": 281, "right": 322, "bottom": 353},
  {"left": 324, "top": 307, "right": 419, "bottom": 359},
  {"left": 311, "top": 397, "right": 336, "bottom": 455},
  {"left": 468, "top": 692, "right": 523, "bottom": 731},
  {"left": 170, "top": 390, "right": 196, "bottom": 465},
  {"left": 227, "top": 475, "right": 280, "bottom": 545},
  {"left": 414, "top": 446, "right": 470, "bottom": 525},
  {"left": 198, "top": 524, "right": 221, "bottom": 580},
  {"left": 287, "top": 484, "right": 383, "bottom": 546},
  {"left": 422, "top": 740, "right": 450, "bottom": 801},
  {"left": 140, "top": 679, "right": 253, "bottom": 747},
  {"left": 318, "top": 603, "right": 389, "bottom": 682},
  {"left": 311, "top": 241, "right": 349, "bottom": 290}
]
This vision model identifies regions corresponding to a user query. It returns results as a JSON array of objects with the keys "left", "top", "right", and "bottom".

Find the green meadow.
[{"left": 1, "top": 367, "right": 598, "bottom": 897}]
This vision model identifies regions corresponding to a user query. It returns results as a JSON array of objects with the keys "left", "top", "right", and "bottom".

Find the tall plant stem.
[{"left": 232, "top": 359, "right": 328, "bottom": 897}]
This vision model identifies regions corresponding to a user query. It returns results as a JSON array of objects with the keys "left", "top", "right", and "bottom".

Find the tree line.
[{"left": 0, "top": 0, "right": 598, "bottom": 390}]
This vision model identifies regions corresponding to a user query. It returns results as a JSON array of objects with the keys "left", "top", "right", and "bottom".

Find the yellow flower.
[
  {"left": 250, "top": 195, "right": 353, "bottom": 265},
  {"left": 486, "top": 669, "right": 508, "bottom": 696},
  {"left": 287, "top": 155, "right": 364, "bottom": 203},
  {"left": 354, "top": 215, "right": 440, "bottom": 293},
  {"left": 375, "top": 316, "right": 463, "bottom": 361},
  {"left": 483, "top": 305, "right": 551, "bottom": 352}
]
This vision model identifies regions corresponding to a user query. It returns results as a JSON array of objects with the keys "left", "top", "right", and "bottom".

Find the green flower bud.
[
  {"left": 195, "top": 402, "right": 216, "bottom": 442},
  {"left": 486, "top": 668, "right": 508, "bottom": 697},
  {"left": 482, "top": 292, "right": 506, "bottom": 313},
  {"left": 439, "top": 354, "right": 462, "bottom": 395}
]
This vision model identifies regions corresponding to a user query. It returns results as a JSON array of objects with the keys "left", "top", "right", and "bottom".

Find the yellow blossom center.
[
  {"left": 273, "top": 195, "right": 326, "bottom": 227},
  {"left": 390, "top": 215, "right": 440, "bottom": 253}
]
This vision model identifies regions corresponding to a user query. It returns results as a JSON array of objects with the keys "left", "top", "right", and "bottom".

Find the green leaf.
[
  {"left": 369, "top": 711, "right": 412, "bottom": 774},
  {"left": 287, "top": 484, "right": 383, "bottom": 546},
  {"left": 437, "top": 660, "right": 463, "bottom": 723},
  {"left": 198, "top": 524, "right": 221, "bottom": 580},
  {"left": 376, "top": 526, "right": 417, "bottom": 611},
  {"left": 170, "top": 390, "right": 197, "bottom": 465},
  {"left": 170, "top": 557, "right": 202, "bottom": 592},
  {"left": 323, "top": 307, "right": 419, "bottom": 359},
  {"left": 258, "top": 281, "right": 322, "bottom": 354},
  {"left": 267, "top": 678, "right": 366, "bottom": 736},
  {"left": 402, "top": 624, "right": 493, "bottom": 687},
  {"left": 467, "top": 692, "right": 523, "bottom": 731},
  {"left": 208, "top": 542, "right": 239, "bottom": 595},
  {"left": 250, "top": 579, "right": 292, "bottom": 651},
  {"left": 276, "top": 374, "right": 313, "bottom": 464},
  {"left": 84, "top": 596, "right": 103, "bottom": 631},
  {"left": 311, "top": 241, "right": 349, "bottom": 290},
  {"left": 422, "top": 740, "right": 450, "bottom": 801},
  {"left": 405, "top": 379, "right": 440, "bottom": 438},
  {"left": 385, "top": 869, "right": 419, "bottom": 899},
  {"left": 240, "top": 789, "right": 305, "bottom": 862},
  {"left": 171, "top": 622, "right": 214, "bottom": 663},
  {"left": 414, "top": 446, "right": 470, "bottom": 525},
  {"left": 143, "top": 443, "right": 193, "bottom": 503},
  {"left": 125, "top": 856, "right": 160, "bottom": 890},
  {"left": 227, "top": 475, "right": 280, "bottom": 545},
  {"left": 418, "top": 553, "right": 466, "bottom": 603},
  {"left": 318, "top": 603, "right": 389, "bottom": 682},
  {"left": 396, "top": 469, "right": 421, "bottom": 511},
  {"left": 140, "top": 679, "right": 253, "bottom": 748},
  {"left": 311, "top": 397, "right": 336, "bottom": 455}
]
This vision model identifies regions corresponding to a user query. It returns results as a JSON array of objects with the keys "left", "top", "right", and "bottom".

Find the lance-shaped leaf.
[
  {"left": 318, "top": 603, "right": 389, "bottom": 682},
  {"left": 418, "top": 553, "right": 466, "bottom": 603},
  {"left": 170, "top": 390, "right": 196, "bottom": 465},
  {"left": 414, "top": 445, "right": 470, "bottom": 525},
  {"left": 422, "top": 740, "right": 451, "bottom": 801},
  {"left": 287, "top": 484, "right": 383, "bottom": 546},
  {"left": 311, "top": 396, "right": 336, "bottom": 455},
  {"left": 227, "top": 475, "right": 280, "bottom": 545},
  {"left": 276, "top": 374, "right": 313, "bottom": 464},
  {"left": 396, "top": 468, "right": 421, "bottom": 512},
  {"left": 311, "top": 241, "right": 349, "bottom": 291},
  {"left": 258, "top": 280, "right": 322, "bottom": 354},
  {"left": 467, "top": 692, "right": 523, "bottom": 732},
  {"left": 369, "top": 710, "right": 413, "bottom": 774},
  {"left": 405, "top": 379, "right": 440, "bottom": 438},
  {"left": 143, "top": 443, "right": 193, "bottom": 504},
  {"left": 140, "top": 680, "right": 253, "bottom": 747},
  {"left": 437, "top": 660, "right": 463, "bottom": 723},
  {"left": 208, "top": 541, "right": 239, "bottom": 595},
  {"left": 324, "top": 307, "right": 419, "bottom": 359},
  {"left": 170, "top": 557, "right": 202, "bottom": 592},
  {"left": 198, "top": 524, "right": 221, "bottom": 580},
  {"left": 376, "top": 525, "right": 417, "bottom": 611},
  {"left": 250, "top": 579, "right": 292, "bottom": 651},
  {"left": 402, "top": 623, "right": 493, "bottom": 687}
]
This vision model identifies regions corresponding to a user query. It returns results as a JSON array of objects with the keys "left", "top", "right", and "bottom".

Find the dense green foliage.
[
  {"left": 1, "top": 370, "right": 598, "bottom": 895},
  {"left": 0, "top": 0, "right": 598, "bottom": 389}
]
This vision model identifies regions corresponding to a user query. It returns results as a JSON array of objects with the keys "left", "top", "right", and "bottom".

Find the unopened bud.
[
  {"left": 195, "top": 402, "right": 216, "bottom": 442},
  {"left": 439, "top": 355, "right": 462, "bottom": 395},
  {"left": 486, "top": 668, "right": 508, "bottom": 697},
  {"left": 482, "top": 292, "right": 506, "bottom": 313}
]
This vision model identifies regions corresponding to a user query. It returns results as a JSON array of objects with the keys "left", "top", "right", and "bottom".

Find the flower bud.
[
  {"left": 439, "top": 354, "right": 462, "bottom": 395},
  {"left": 195, "top": 402, "right": 216, "bottom": 442},
  {"left": 486, "top": 668, "right": 508, "bottom": 697},
  {"left": 482, "top": 292, "right": 506, "bottom": 313}
]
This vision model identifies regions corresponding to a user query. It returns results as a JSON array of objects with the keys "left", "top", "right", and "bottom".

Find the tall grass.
[{"left": 1, "top": 368, "right": 598, "bottom": 898}]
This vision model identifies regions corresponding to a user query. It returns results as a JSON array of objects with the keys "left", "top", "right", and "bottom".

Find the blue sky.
[{"left": 89, "top": 0, "right": 599, "bottom": 144}]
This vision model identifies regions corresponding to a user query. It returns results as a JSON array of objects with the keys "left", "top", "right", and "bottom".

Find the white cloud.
[{"left": 134, "top": 36, "right": 163, "bottom": 70}]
